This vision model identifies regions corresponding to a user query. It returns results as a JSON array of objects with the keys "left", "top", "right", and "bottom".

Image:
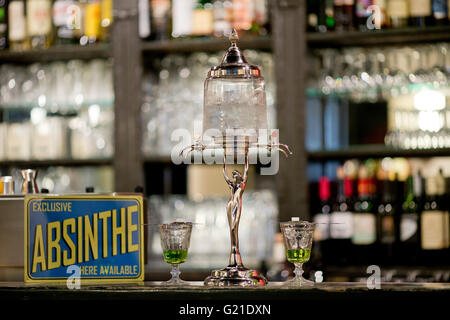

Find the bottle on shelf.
[
  {"left": 313, "top": 176, "right": 331, "bottom": 265},
  {"left": 324, "top": 0, "right": 336, "bottom": 31},
  {"left": 0, "top": 0, "right": 7, "bottom": 50},
  {"left": 252, "top": 0, "right": 269, "bottom": 35},
  {"left": 307, "top": 0, "right": 319, "bottom": 32},
  {"left": 8, "top": 0, "right": 29, "bottom": 50},
  {"left": 400, "top": 172, "right": 423, "bottom": 264},
  {"left": 26, "top": 0, "right": 53, "bottom": 49},
  {"left": 150, "top": 0, "right": 171, "bottom": 40},
  {"left": 421, "top": 172, "right": 448, "bottom": 265},
  {"left": 432, "top": 0, "right": 448, "bottom": 24},
  {"left": 372, "top": 0, "right": 389, "bottom": 29},
  {"left": 53, "top": 0, "right": 76, "bottom": 45},
  {"left": 231, "top": 0, "right": 253, "bottom": 34},
  {"left": 81, "top": 0, "right": 101, "bottom": 45},
  {"left": 171, "top": 0, "right": 194, "bottom": 38},
  {"left": 409, "top": 0, "right": 432, "bottom": 27},
  {"left": 352, "top": 165, "right": 377, "bottom": 266},
  {"left": 355, "top": 0, "right": 372, "bottom": 31},
  {"left": 387, "top": 0, "right": 409, "bottom": 28},
  {"left": 100, "top": 0, "right": 112, "bottom": 42},
  {"left": 329, "top": 166, "right": 354, "bottom": 266},
  {"left": 138, "top": 0, "right": 151, "bottom": 39},
  {"left": 192, "top": 0, "right": 214, "bottom": 37},
  {"left": 71, "top": 0, "right": 85, "bottom": 43},
  {"left": 376, "top": 171, "right": 399, "bottom": 265},
  {"left": 334, "top": 0, "right": 355, "bottom": 31}
]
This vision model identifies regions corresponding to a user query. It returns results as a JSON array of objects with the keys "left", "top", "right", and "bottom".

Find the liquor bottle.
[
  {"left": 172, "top": 0, "right": 194, "bottom": 38},
  {"left": 329, "top": 166, "right": 353, "bottom": 266},
  {"left": 307, "top": 0, "right": 319, "bottom": 32},
  {"left": 138, "top": 0, "right": 151, "bottom": 39},
  {"left": 0, "top": 0, "right": 7, "bottom": 50},
  {"left": 71, "top": 0, "right": 84, "bottom": 43},
  {"left": 150, "top": 0, "right": 171, "bottom": 40},
  {"left": 334, "top": 0, "right": 355, "bottom": 31},
  {"left": 432, "top": 0, "right": 448, "bottom": 24},
  {"left": 252, "top": 0, "right": 269, "bottom": 35},
  {"left": 355, "top": 0, "right": 372, "bottom": 31},
  {"left": 82, "top": 0, "right": 101, "bottom": 45},
  {"left": 192, "top": 0, "right": 214, "bottom": 37},
  {"left": 232, "top": 0, "right": 253, "bottom": 33},
  {"left": 400, "top": 172, "right": 423, "bottom": 264},
  {"left": 372, "top": 0, "right": 389, "bottom": 28},
  {"left": 377, "top": 176, "right": 398, "bottom": 265},
  {"left": 100, "top": 0, "right": 112, "bottom": 42},
  {"left": 313, "top": 177, "right": 331, "bottom": 265},
  {"left": 212, "top": 0, "right": 232, "bottom": 37},
  {"left": 53, "top": 0, "right": 75, "bottom": 45},
  {"left": 409, "top": 0, "right": 432, "bottom": 27},
  {"left": 421, "top": 175, "right": 447, "bottom": 265},
  {"left": 9, "top": 0, "right": 29, "bottom": 50},
  {"left": 27, "top": 0, "right": 52, "bottom": 49},
  {"left": 352, "top": 165, "right": 377, "bottom": 265},
  {"left": 387, "top": 0, "right": 409, "bottom": 28},
  {"left": 324, "top": 0, "right": 336, "bottom": 31}
]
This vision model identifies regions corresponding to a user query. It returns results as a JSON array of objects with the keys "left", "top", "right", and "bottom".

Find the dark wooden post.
[
  {"left": 112, "top": 0, "right": 143, "bottom": 192},
  {"left": 273, "top": 0, "right": 309, "bottom": 221}
]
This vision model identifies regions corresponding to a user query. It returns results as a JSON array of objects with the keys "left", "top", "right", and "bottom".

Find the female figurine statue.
[{"left": 223, "top": 151, "right": 249, "bottom": 269}]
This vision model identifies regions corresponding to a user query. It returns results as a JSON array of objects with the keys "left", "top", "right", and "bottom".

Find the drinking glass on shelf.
[
  {"left": 280, "top": 219, "right": 315, "bottom": 287},
  {"left": 159, "top": 221, "right": 193, "bottom": 286}
]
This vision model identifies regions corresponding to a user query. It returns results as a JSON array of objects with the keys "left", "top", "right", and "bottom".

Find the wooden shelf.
[
  {"left": 307, "top": 26, "right": 450, "bottom": 48},
  {"left": 141, "top": 36, "right": 272, "bottom": 53},
  {"left": 0, "top": 44, "right": 111, "bottom": 63},
  {"left": 0, "top": 158, "right": 113, "bottom": 167},
  {"left": 307, "top": 145, "right": 450, "bottom": 160}
]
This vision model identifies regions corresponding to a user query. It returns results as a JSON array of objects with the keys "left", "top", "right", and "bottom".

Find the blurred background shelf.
[
  {"left": 307, "top": 146, "right": 450, "bottom": 160},
  {"left": 0, "top": 44, "right": 111, "bottom": 63},
  {"left": 0, "top": 158, "right": 113, "bottom": 168},
  {"left": 307, "top": 26, "right": 450, "bottom": 48},
  {"left": 141, "top": 36, "right": 272, "bottom": 53}
]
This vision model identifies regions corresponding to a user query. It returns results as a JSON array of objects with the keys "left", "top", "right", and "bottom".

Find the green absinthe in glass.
[
  {"left": 286, "top": 248, "right": 311, "bottom": 263},
  {"left": 163, "top": 250, "right": 188, "bottom": 264}
]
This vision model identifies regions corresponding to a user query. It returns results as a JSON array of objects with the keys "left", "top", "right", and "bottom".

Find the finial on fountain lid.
[{"left": 229, "top": 29, "right": 239, "bottom": 46}]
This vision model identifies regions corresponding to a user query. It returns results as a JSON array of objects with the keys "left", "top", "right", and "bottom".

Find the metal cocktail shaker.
[{"left": 21, "top": 169, "right": 39, "bottom": 194}]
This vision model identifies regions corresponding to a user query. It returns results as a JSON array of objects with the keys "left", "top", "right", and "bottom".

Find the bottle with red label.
[
  {"left": 27, "top": 0, "right": 53, "bottom": 49},
  {"left": 313, "top": 176, "right": 331, "bottom": 265}
]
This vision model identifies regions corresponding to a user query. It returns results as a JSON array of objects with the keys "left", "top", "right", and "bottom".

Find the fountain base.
[{"left": 204, "top": 265, "right": 267, "bottom": 287}]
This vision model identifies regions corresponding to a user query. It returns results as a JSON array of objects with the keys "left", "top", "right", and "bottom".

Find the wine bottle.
[
  {"left": 409, "top": 0, "right": 432, "bottom": 27},
  {"left": 387, "top": 0, "right": 409, "bottom": 28},
  {"left": 400, "top": 173, "right": 423, "bottom": 265},
  {"left": 432, "top": 0, "right": 448, "bottom": 24},
  {"left": 377, "top": 177, "right": 397, "bottom": 265},
  {"left": 329, "top": 166, "right": 354, "bottom": 266},
  {"left": 27, "top": 0, "right": 53, "bottom": 49},
  {"left": 0, "top": 0, "right": 7, "bottom": 50},
  {"left": 343, "top": 0, "right": 356, "bottom": 30},
  {"left": 313, "top": 176, "right": 331, "bottom": 265},
  {"left": 8, "top": 0, "right": 29, "bottom": 50},
  {"left": 53, "top": 0, "right": 75, "bottom": 45},
  {"left": 421, "top": 175, "right": 447, "bottom": 265},
  {"left": 352, "top": 165, "right": 377, "bottom": 266}
]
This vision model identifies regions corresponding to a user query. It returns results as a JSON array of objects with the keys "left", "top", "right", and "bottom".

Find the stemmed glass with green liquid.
[
  {"left": 280, "top": 218, "right": 315, "bottom": 287},
  {"left": 159, "top": 221, "right": 193, "bottom": 286}
]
